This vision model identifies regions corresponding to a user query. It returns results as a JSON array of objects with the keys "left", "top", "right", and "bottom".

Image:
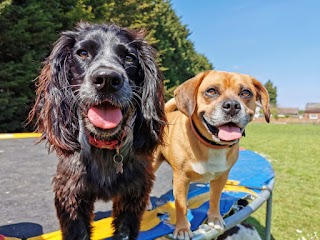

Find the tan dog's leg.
[
  {"left": 173, "top": 173, "right": 193, "bottom": 239},
  {"left": 207, "top": 172, "right": 229, "bottom": 231}
]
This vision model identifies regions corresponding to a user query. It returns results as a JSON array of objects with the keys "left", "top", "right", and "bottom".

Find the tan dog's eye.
[
  {"left": 206, "top": 88, "right": 219, "bottom": 96},
  {"left": 240, "top": 89, "right": 252, "bottom": 98},
  {"left": 77, "top": 49, "right": 89, "bottom": 59}
]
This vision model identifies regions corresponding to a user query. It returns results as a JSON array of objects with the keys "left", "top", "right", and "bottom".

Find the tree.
[
  {"left": 264, "top": 80, "right": 277, "bottom": 106},
  {"left": 151, "top": 0, "right": 212, "bottom": 99},
  {"left": 0, "top": 0, "right": 68, "bottom": 132}
]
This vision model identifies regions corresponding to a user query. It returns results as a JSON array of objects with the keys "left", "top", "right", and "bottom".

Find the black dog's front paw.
[{"left": 113, "top": 232, "right": 130, "bottom": 240}]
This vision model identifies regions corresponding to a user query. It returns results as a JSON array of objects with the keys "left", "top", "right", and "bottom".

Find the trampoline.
[
  {"left": 0, "top": 150, "right": 274, "bottom": 240},
  {"left": 0, "top": 134, "right": 274, "bottom": 240}
]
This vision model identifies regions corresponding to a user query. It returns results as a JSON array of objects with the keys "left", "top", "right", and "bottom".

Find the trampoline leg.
[{"left": 265, "top": 191, "right": 273, "bottom": 240}]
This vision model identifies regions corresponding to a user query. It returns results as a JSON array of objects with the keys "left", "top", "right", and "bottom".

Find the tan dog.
[{"left": 153, "top": 70, "right": 270, "bottom": 239}]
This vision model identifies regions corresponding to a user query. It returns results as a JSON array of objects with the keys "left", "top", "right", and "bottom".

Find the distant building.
[
  {"left": 277, "top": 107, "right": 299, "bottom": 118},
  {"left": 254, "top": 106, "right": 261, "bottom": 118},
  {"left": 304, "top": 103, "right": 320, "bottom": 120}
]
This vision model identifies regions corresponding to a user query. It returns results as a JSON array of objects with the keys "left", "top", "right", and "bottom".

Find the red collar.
[
  {"left": 190, "top": 119, "right": 237, "bottom": 149},
  {"left": 88, "top": 130, "right": 127, "bottom": 150},
  {"left": 88, "top": 135, "right": 120, "bottom": 149}
]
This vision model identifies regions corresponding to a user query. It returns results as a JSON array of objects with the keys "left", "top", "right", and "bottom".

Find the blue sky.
[{"left": 171, "top": 0, "right": 320, "bottom": 109}]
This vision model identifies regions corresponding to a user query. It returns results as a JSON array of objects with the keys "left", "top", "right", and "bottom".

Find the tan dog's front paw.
[
  {"left": 173, "top": 221, "right": 193, "bottom": 239},
  {"left": 207, "top": 215, "right": 225, "bottom": 232}
]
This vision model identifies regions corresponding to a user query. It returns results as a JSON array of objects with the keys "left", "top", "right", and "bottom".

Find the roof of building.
[
  {"left": 277, "top": 107, "right": 299, "bottom": 115},
  {"left": 305, "top": 103, "right": 320, "bottom": 113}
]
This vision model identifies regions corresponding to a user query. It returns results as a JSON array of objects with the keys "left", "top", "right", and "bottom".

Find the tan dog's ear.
[
  {"left": 174, "top": 71, "right": 209, "bottom": 117},
  {"left": 252, "top": 78, "right": 271, "bottom": 123}
]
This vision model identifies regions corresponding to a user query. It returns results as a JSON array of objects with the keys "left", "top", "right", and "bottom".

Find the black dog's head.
[{"left": 29, "top": 22, "right": 165, "bottom": 156}]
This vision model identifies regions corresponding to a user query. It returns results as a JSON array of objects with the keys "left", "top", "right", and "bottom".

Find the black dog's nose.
[
  {"left": 92, "top": 70, "right": 124, "bottom": 92},
  {"left": 222, "top": 100, "right": 241, "bottom": 116}
]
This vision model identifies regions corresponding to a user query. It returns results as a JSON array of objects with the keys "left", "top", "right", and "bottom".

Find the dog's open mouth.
[
  {"left": 203, "top": 117, "right": 242, "bottom": 142},
  {"left": 87, "top": 102, "right": 123, "bottom": 130},
  {"left": 218, "top": 123, "right": 242, "bottom": 141}
]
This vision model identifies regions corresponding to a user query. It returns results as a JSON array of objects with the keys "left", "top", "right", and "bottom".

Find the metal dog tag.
[{"left": 113, "top": 153, "right": 124, "bottom": 174}]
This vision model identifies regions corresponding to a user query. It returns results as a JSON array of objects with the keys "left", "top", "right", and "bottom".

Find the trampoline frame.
[{"left": 167, "top": 178, "right": 275, "bottom": 240}]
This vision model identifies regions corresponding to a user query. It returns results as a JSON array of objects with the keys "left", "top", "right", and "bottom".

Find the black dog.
[{"left": 28, "top": 22, "right": 166, "bottom": 239}]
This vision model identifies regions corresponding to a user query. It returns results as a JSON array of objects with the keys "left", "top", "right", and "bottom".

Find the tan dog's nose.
[{"left": 222, "top": 100, "right": 241, "bottom": 116}]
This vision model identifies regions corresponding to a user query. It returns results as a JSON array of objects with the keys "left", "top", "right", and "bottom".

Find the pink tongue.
[
  {"left": 218, "top": 124, "right": 242, "bottom": 141},
  {"left": 88, "top": 104, "right": 123, "bottom": 129}
]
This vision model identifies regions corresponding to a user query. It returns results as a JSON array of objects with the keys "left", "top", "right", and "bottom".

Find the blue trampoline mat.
[{"left": 107, "top": 150, "right": 275, "bottom": 239}]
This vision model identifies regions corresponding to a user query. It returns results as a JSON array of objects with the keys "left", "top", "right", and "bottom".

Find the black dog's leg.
[
  {"left": 112, "top": 196, "right": 149, "bottom": 240},
  {"left": 53, "top": 162, "right": 95, "bottom": 240},
  {"left": 55, "top": 193, "right": 95, "bottom": 240},
  {"left": 112, "top": 172, "right": 153, "bottom": 240}
]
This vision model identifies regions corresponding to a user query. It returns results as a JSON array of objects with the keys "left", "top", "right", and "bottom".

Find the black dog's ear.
[
  {"left": 28, "top": 31, "right": 80, "bottom": 156},
  {"left": 133, "top": 31, "right": 166, "bottom": 153}
]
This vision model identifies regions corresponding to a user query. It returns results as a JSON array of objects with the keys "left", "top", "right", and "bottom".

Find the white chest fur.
[{"left": 191, "top": 148, "right": 230, "bottom": 182}]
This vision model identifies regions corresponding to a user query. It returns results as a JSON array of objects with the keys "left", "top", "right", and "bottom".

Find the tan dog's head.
[{"left": 174, "top": 70, "right": 270, "bottom": 144}]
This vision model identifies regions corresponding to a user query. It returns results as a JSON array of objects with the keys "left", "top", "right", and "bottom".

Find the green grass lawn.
[{"left": 240, "top": 123, "right": 320, "bottom": 240}]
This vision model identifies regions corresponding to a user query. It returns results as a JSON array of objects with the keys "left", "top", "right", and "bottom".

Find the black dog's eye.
[
  {"left": 240, "top": 89, "right": 252, "bottom": 98},
  {"left": 206, "top": 88, "right": 219, "bottom": 96},
  {"left": 77, "top": 49, "right": 89, "bottom": 59},
  {"left": 125, "top": 53, "right": 136, "bottom": 63}
]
